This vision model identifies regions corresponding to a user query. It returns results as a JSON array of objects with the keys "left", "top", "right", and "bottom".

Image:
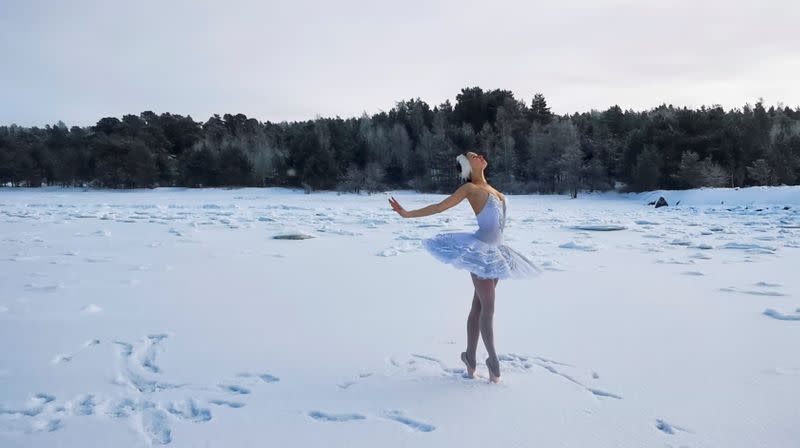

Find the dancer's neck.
[
  {"left": 471, "top": 171, "right": 488, "bottom": 185},
  {"left": 470, "top": 174, "right": 489, "bottom": 185}
]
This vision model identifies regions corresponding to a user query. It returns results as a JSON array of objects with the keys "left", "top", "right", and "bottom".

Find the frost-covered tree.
[
  {"left": 559, "top": 143, "right": 583, "bottom": 198},
  {"left": 674, "top": 151, "right": 703, "bottom": 188},
  {"left": 747, "top": 159, "right": 773, "bottom": 186}
]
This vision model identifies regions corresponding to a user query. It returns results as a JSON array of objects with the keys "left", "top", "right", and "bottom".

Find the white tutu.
[{"left": 422, "top": 193, "right": 540, "bottom": 280}]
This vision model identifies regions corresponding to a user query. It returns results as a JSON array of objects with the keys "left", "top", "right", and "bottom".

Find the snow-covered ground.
[{"left": 1, "top": 186, "right": 798, "bottom": 447}]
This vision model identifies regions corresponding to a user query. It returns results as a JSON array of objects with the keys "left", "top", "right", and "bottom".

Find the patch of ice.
[
  {"left": 558, "top": 241, "right": 598, "bottom": 252},
  {"left": 721, "top": 242, "right": 776, "bottom": 252},
  {"left": 656, "top": 258, "right": 695, "bottom": 265},
  {"left": 568, "top": 224, "right": 627, "bottom": 231}
]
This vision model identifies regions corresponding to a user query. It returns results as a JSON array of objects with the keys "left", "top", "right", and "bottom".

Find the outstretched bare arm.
[{"left": 389, "top": 183, "right": 472, "bottom": 218}]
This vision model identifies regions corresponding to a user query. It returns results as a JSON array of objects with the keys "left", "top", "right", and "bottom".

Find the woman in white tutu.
[{"left": 388, "top": 151, "right": 539, "bottom": 383}]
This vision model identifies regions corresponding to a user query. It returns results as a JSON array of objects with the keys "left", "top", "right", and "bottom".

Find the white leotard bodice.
[{"left": 474, "top": 193, "right": 506, "bottom": 245}]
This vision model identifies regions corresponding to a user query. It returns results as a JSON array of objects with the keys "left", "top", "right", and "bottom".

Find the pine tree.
[
  {"left": 632, "top": 146, "right": 661, "bottom": 192},
  {"left": 528, "top": 93, "right": 552, "bottom": 125}
]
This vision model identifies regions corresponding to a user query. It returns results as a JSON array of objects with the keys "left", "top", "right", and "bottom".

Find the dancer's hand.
[{"left": 388, "top": 196, "right": 410, "bottom": 218}]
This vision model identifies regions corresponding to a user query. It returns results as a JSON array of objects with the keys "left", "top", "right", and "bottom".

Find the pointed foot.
[
  {"left": 461, "top": 352, "right": 476, "bottom": 378},
  {"left": 486, "top": 357, "right": 501, "bottom": 384}
]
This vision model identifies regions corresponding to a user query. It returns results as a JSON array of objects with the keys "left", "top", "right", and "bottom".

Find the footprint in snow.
[
  {"left": 308, "top": 411, "right": 366, "bottom": 422},
  {"left": 384, "top": 410, "right": 436, "bottom": 432}
]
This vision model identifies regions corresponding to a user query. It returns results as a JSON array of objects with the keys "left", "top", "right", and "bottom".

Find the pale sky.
[{"left": 2, "top": 0, "right": 799, "bottom": 127}]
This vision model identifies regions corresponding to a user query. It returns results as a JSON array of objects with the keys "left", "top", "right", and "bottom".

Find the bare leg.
[
  {"left": 462, "top": 289, "right": 481, "bottom": 377},
  {"left": 471, "top": 273, "right": 500, "bottom": 383}
]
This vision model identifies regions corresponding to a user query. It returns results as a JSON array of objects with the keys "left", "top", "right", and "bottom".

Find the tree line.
[{"left": 1, "top": 88, "right": 799, "bottom": 195}]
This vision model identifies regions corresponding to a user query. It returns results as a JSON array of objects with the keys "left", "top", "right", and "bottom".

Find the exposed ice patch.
[
  {"left": 558, "top": 240, "right": 598, "bottom": 252},
  {"left": 721, "top": 242, "right": 776, "bottom": 253},
  {"left": 668, "top": 239, "right": 692, "bottom": 246},
  {"left": 656, "top": 258, "right": 695, "bottom": 265},
  {"left": 568, "top": 224, "right": 626, "bottom": 231},
  {"left": 720, "top": 287, "right": 787, "bottom": 297}
]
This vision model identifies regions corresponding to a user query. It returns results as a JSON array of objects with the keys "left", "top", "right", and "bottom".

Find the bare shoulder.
[
  {"left": 457, "top": 182, "right": 478, "bottom": 196},
  {"left": 460, "top": 182, "right": 477, "bottom": 191}
]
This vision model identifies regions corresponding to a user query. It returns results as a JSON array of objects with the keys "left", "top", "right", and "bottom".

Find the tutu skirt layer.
[{"left": 422, "top": 232, "right": 540, "bottom": 280}]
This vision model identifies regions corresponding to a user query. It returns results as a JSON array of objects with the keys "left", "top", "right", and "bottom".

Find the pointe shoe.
[
  {"left": 461, "top": 352, "right": 476, "bottom": 378},
  {"left": 486, "top": 357, "right": 501, "bottom": 383}
]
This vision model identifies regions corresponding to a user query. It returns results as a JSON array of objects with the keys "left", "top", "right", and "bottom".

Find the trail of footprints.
[
  {"left": 5, "top": 339, "right": 698, "bottom": 441},
  {"left": 0, "top": 334, "right": 280, "bottom": 445},
  {"left": 5, "top": 340, "right": 633, "bottom": 441},
  {"left": 314, "top": 351, "right": 697, "bottom": 441},
  {"left": 312, "top": 351, "right": 626, "bottom": 436},
  {"left": 308, "top": 408, "right": 435, "bottom": 433}
]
